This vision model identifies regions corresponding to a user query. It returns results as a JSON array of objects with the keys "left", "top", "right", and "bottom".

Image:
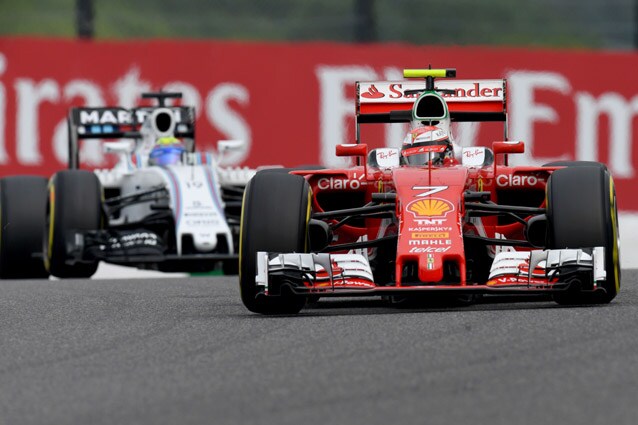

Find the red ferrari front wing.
[{"left": 255, "top": 247, "right": 607, "bottom": 297}]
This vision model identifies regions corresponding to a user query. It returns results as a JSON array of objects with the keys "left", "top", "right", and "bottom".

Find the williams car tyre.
[
  {"left": 547, "top": 165, "right": 620, "bottom": 304},
  {"left": 239, "top": 172, "right": 311, "bottom": 314},
  {"left": 0, "top": 176, "right": 50, "bottom": 279},
  {"left": 45, "top": 170, "right": 103, "bottom": 278}
]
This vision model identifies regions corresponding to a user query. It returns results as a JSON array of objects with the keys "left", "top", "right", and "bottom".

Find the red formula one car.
[{"left": 239, "top": 68, "right": 620, "bottom": 314}]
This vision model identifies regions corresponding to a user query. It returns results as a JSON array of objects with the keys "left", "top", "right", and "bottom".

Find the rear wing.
[
  {"left": 67, "top": 106, "right": 195, "bottom": 169},
  {"left": 356, "top": 79, "right": 506, "bottom": 123}
]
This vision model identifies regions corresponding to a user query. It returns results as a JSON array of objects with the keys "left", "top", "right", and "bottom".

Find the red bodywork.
[
  {"left": 265, "top": 76, "right": 572, "bottom": 296},
  {"left": 295, "top": 157, "right": 553, "bottom": 292},
  {"left": 251, "top": 75, "right": 609, "bottom": 309}
]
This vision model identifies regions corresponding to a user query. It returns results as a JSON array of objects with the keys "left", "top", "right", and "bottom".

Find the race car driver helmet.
[
  {"left": 149, "top": 136, "right": 186, "bottom": 166},
  {"left": 401, "top": 125, "right": 454, "bottom": 166}
]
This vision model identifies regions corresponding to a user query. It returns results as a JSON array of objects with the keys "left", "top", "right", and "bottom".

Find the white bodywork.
[
  {"left": 461, "top": 147, "right": 489, "bottom": 167},
  {"left": 488, "top": 248, "right": 606, "bottom": 283},
  {"left": 94, "top": 142, "right": 258, "bottom": 256},
  {"left": 373, "top": 148, "right": 401, "bottom": 169},
  {"left": 255, "top": 252, "right": 374, "bottom": 292}
]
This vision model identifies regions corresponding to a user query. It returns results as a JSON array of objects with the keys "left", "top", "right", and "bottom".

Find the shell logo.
[{"left": 407, "top": 198, "right": 454, "bottom": 218}]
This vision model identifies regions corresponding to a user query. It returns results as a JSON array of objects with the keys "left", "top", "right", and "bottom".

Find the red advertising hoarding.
[{"left": 0, "top": 37, "right": 637, "bottom": 210}]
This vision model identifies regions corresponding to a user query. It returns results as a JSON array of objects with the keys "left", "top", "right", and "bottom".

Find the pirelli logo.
[{"left": 411, "top": 232, "right": 449, "bottom": 239}]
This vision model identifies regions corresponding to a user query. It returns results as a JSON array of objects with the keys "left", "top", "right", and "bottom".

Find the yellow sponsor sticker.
[{"left": 411, "top": 232, "right": 449, "bottom": 239}]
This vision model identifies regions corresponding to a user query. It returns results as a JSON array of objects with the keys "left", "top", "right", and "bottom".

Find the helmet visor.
[
  {"left": 149, "top": 145, "right": 185, "bottom": 166},
  {"left": 401, "top": 142, "right": 449, "bottom": 166}
]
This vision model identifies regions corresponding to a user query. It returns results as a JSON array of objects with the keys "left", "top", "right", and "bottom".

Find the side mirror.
[
  {"left": 336, "top": 143, "right": 368, "bottom": 158},
  {"left": 103, "top": 141, "right": 133, "bottom": 154},
  {"left": 492, "top": 141, "right": 525, "bottom": 156},
  {"left": 103, "top": 141, "right": 134, "bottom": 173},
  {"left": 336, "top": 143, "right": 368, "bottom": 174},
  {"left": 492, "top": 141, "right": 524, "bottom": 168},
  {"left": 216, "top": 140, "right": 245, "bottom": 165},
  {"left": 217, "top": 140, "right": 244, "bottom": 152}
]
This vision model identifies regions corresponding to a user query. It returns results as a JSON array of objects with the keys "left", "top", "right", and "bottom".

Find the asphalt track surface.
[{"left": 1, "top": 272, "right": 637, "bottom": 425}]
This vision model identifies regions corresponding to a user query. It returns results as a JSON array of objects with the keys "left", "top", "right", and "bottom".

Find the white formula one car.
[{"left": 0, "top": 92, "right": 260, "bottom": 278}]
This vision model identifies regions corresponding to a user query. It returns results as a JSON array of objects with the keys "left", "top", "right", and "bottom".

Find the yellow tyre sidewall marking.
[
  {"left": 100, "top": 187, "right": 105, "bottom": 229},
  {"left": 609, "top": 176, "right": 620, "bottom": 292},
  {"left": 304, "top": 188, "right": 311, "bottom": 252},
  {"left": 238, "top": 186, "right": 248, "bottom": 284},
  {"left": 45, "top": 181, "right": 55, "bottom": 271}
]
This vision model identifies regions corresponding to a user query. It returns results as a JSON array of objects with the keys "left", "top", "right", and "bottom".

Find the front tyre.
[
  {"left": 45, "top": 170, "right": 103, "bottom": 278},
  {"left": 547, "top": 165, "right": 620, "bottom": 304},
  {"left": 239, "top": 172, "right": 311, "bottom": 314}
]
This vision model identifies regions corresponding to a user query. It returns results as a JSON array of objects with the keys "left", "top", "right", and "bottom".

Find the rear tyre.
[
  {"left": 239, "top": 172, "right": 311, "bottom": 314},
  {"left": 547, "top": 165, "right": 620, "bottom": 304},
  {"left": 45, "top": 170, "right": 103, "bottom": 278},
  {"left": 0, "top": 176, "right": 49, "bottom": 279}
]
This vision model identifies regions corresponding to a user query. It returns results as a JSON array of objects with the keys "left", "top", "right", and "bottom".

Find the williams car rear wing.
[{"left": 66, "top": 105, "right": 195, "bottom": 169}]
